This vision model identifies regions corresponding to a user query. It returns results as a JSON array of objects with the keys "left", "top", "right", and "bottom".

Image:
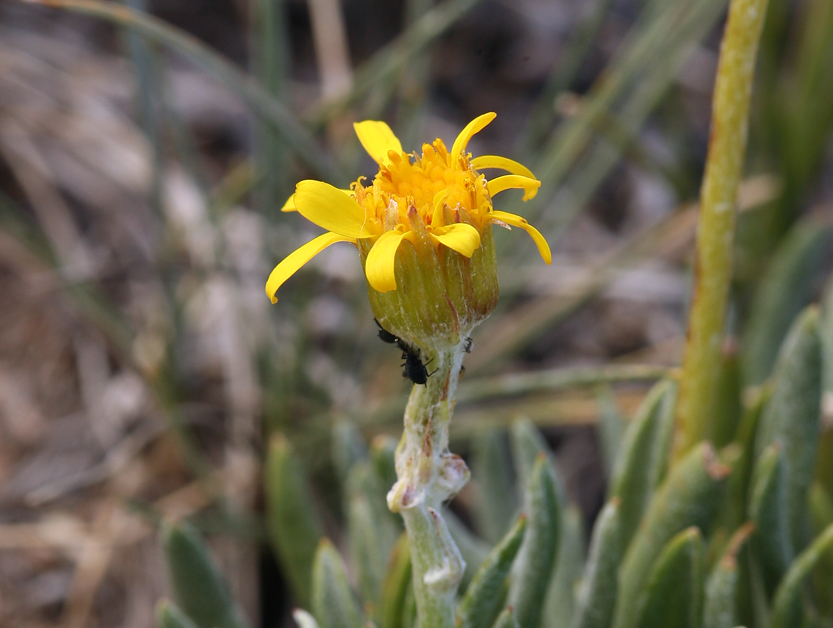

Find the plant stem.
[
  {"left": 388, "top": 345, "right": 468, "bottom": 628},
  {"left": 673, "top": 0, "right": 770, "bottom": 461}
]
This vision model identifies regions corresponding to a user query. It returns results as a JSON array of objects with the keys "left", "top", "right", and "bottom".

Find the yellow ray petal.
[
  {"left": 282, "top": 188, "right": 354, "bottom": 212},
  {"left": 430, "top": 223, "right": 481, "bottom": 257},
  {"left": 294, "top": 180, "right": 374, "bottom": 238},
  {"left": 490, "top": 210, "right": 552, "bottom": 264},
  {"left": 281, "top": 194, "right": 296, "bottom": 212},
  {"left": 431, "top": 190, "right": 450, "bottom": 228},
  {"left": 365, "top": 229, "right": 407, "bottom": 292},
  {"left": 265, "top": 232, "right": 355, "bottom": 303},
  {"left": 451, "top": 112, "right": 497, "bottom": 161},
  {"left": 353, "top": 120, "right": 403, "bottom": 164},
  {"left": 487, "top": 175, "right": 541, "bottom": 201},
  {"left": 470, "top": 155, "right": 536, "bottom": 181}
]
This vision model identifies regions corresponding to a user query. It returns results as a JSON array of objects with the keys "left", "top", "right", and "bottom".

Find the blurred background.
[{"left": 0, "top": 0, "right": 832, "bottom": 626}]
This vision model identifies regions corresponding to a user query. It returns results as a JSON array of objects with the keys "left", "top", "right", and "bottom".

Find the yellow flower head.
[{"left": 266, "top": 113, "right": 551, "bottom": 349}]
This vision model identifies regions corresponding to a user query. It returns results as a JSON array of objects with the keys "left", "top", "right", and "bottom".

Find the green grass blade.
[{"left": 29, "top": 0, "right": 340, "bottom": 181}]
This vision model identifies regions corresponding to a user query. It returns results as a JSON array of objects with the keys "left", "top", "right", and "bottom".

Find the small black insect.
[
  {"left": 400, "top": 342, "right": 437, "bottom": 385},
  {"left": 374, "top": 319, "right": 436, "bottom": 385},
  {"left": 375, "top": 318, "right": 399, "bottom": 345},
  {"left": 463, "top": 337, "right": 473, "bottom": 353}
]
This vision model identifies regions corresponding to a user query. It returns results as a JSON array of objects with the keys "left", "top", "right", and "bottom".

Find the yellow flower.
[
  {"left": 266, "top": 112, "right": 550, "bottom": 299},
  {"left": 265, "top": 113, "right": 550, "bottom": 349}
]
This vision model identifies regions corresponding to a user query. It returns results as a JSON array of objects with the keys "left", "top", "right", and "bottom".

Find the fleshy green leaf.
[
  {"left": 293, "top": 610, "right": 321, "bottom": 628},
  {"left": 161, "top": 523, "right": 249, "bottom": 628},
  {"left": 332, "top": 420, "right": 368, "bottom": 484},
  {"left": 609, "top": 380, "right": 676, "bottom": 547},
  {"left": 510, "top": 419, "right": 553, "bottom": 491},
  {"left": 612, "top": 442, "right": 730, "bottom": 628},
  {"left": 156, "top": 600, "right": 201, "bottom": 628},
  {"left": 544, "top": 505, "right": 585, "bottom": 626},
  {"left": 472, "top": 429, "right": 517, "bottom": 544},
  {"left": 754, "top": 306, "right": 823, "bottom": 549},
  {"left": 312, "top": 539, "right": 363, "bottom": 628},
  {"left": 570, "top": 498, "right": 623, "bottom": 628},
  {"left": 595, "top": 387, "right": 626, "bottom": 478},
  {"left": 378, "top": 534, "right": 411, "bottom": 628},
  {"left": 445, "top": 510, "right": 492, "bottom": 589},
  {"left": 508, "top": 454, "right": 561, "bottom": 628},
  {"left": 491, "top": 607, "right": 520, "bottom": 628},
  {"left": 458, "top": 515, "right": 527, "bottom": 628},
  {"left": 265, "top": 434, "right": 324, "bottom": 608},
  {"left": 748, "top": 443, "right": 793, "bottom": 595},
  {"left": 703, "top": 523, "right": 754, "bottom": 628},
  {"left": 742, "top": 219, "right": 831, "bottom": 385},
  {"left": 633, "top": 528, "right": 703, "bottom": 628},
  {"left": 770, "top": 524, "right": 833, "bottom": 628},
  {"left": 370, "top": 435, "right": 399, "bottom": 491},
  {"left": 348, "top": 495, "right": 387, "bottom": 608}
]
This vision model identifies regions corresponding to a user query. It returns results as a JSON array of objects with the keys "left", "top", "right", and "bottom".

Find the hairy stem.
[
  {"left": 387, "top": 344, "right": 469, "bottom": 628},
  {"left": 673, "top": 0, "right": 770, "bottom": 461}
]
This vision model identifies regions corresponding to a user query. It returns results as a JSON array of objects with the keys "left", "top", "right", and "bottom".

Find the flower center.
[{"left": 354, "top": 138, "right": 492, "bottom": 234}]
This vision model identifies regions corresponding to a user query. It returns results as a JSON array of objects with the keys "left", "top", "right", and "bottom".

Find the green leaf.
[
  {"left": 754, "top": 306, "right": 823, "bottom": 549},
  {"left": 595, "top": 387, "right": 626, "bottom": 478},
  {"left": 332, "top": 420, "right": 368, "bottom": 484},
  {"left": 609, "top": 380, "right": 676, "bottom": 547},
  {"left": 544, "top": 505, "right": 585, "bottom": 627},
  {"left": 702, "top": 523, "right": 754, "bottom": 628},
  {"left": 633, "top": 528, "right": 703, "bottom": 628},
  {"left": 265, "top": 434, "right": 324, "bottom": 608},
  {"left": 346, "top": 462, "right": 399, "bottom": 557},
  {"left": 370, "top": 435, "right": 399, "bottom": 491},
  {"left": 491, "top": 607, "right": 520, "bottom": 628},
  {"left": 508, "top": 454, "right": 561, "bottom": 628},
  {"left": 612, "top": 442, "right": 730, "bottom": 628},
  {"left": 293, "top": 610, "right": 321, "bottom": 628},
  {"left": 510, "top": 419, "right": 553, "bottom": 491},
  {"left": 445, "top": 509, "right": 493, "bottom": 589},
  {"left": 748, "top": 443, "right": 793, "bottom": 595},
  {"left": 457, "top": 515, "right": 527, "bottom": 628},
  {"left": 312, "top": 539, "right": 363, "bottom": 628},
  {"left": 161, "top": 523, "right": 249, "bottom": 628},
  {"left": 347, "top": 496, "right": 387, "bottom": 608},
  {"left": 770, "top": 524, "right": 833, "bottom": 628},
  {"left": 378, "top": 534, "right": 411, "bottom": 628},
  {"left": 742, "top": 220, "right": 831, "bottom": 385},
  {"left": 472, "top": 429, "right": 517, "bottom": 544},
  {"left": 156, "top": 600, "right": 201, "bottom": 628},
  {"left": 401, "top": 584, "right": 417, "bottom": 628},
  {"left": 570, "top": 498, "right": 623, "bottom": 628},
  {"left": 809, "top": 484, "right": 833, "bottom": 616},
  {"left": 717, "top": 385, "right": 770, "bottom": 534}
]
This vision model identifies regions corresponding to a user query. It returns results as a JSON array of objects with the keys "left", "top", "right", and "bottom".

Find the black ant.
[
  {"left": 374, "top": 319, "right": 437, "bottom": 385},
  {"left": 463, "top": 337, "right": 473, "bottom": 353}
]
